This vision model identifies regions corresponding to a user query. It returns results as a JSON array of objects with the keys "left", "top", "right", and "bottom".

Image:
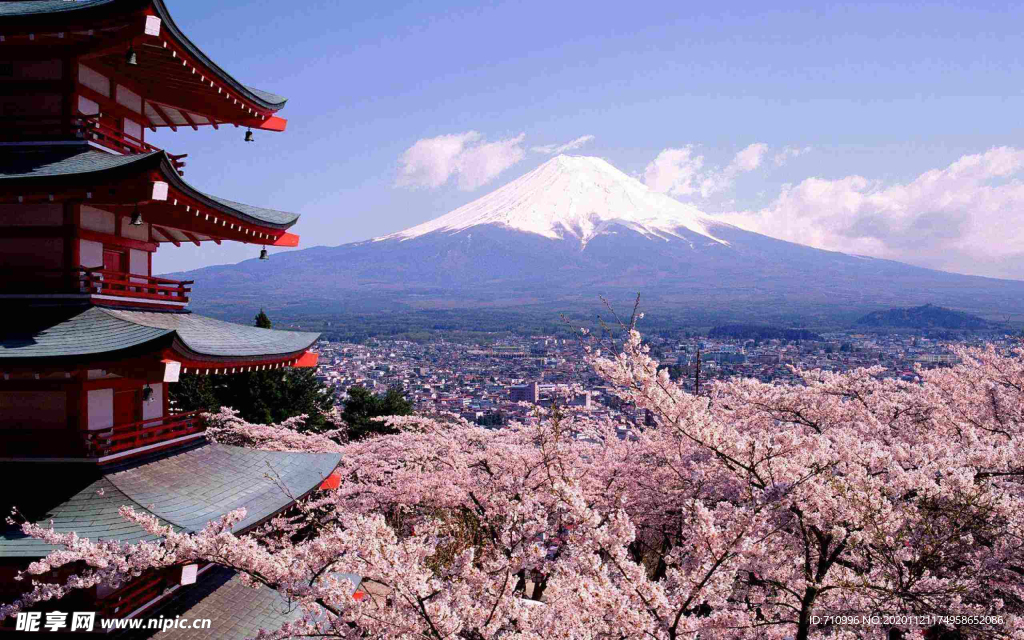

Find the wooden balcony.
[
  {"left": 82, "top": 268, "right": 193, "bottom": 305},
  {"left": 84, "top": 411, "right": 205, "bottom": 461},
  {"left": 0, "top": 267, "right": 192, "bottom": 306},
  {"left": 0, "top": 115, "right": 187, "bottom": 173}
]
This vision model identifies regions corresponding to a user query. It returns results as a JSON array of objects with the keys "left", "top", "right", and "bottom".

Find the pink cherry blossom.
[{"left": 3, "top": 331, "right": 1022, "bottom": 640}]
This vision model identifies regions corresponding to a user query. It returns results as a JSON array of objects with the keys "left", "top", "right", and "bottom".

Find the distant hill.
[
  {"left": 707, "top": 324, "right": 822, "bottom": 341},
  {"left": 855, "top": 304, "right": 996, "bottom": 329}
]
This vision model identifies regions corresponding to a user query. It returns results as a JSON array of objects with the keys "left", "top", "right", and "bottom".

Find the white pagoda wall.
[
  {"left": 80, "top": 239, "right": 103, "bottom": 270},
  {"left": 143, "top": 383, "right": 164, "bottom": 421},
  {"left": 81, "top": 205, "right": 115, "bottom": 234},
  {"left": 86, "top": 388, "right": 114, "bottom": 431}
]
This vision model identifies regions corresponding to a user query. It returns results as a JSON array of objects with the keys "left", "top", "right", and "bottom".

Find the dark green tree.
[
  {"left": 169, "top": 372, "right": 220, "bottom": 413},
  {"left": 215, "top": 366, "right": 335, "bottom": 432},
  {"left": 476, "top": 411, "right": 507, "bottom": 427},
  {"left": 170, "top": 310, "right": 335, "bottom": 432},
  {"left": 254, "top": 308, "right": 272, "bottom": 329},
  {"left": 342, "top": 384, "right": 413, "bottom": 441}
]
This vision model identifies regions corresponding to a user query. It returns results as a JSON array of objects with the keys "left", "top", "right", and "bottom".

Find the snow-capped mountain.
[
  {"left": 379, "top": 155, "right": 729, "bottom": 249},
  {"left": 171, "top": 156, "right": 1024, "bottom": 323}
]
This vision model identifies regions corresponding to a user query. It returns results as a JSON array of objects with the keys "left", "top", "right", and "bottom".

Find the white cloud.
[
  {"left": 715, "top": 146, "right": 1024, "bottom": 280},
  {"left": 773, "top": 145, "right": 812, "bottom": 166},
  {"left": 732, "top": 143, "right": 769, "bottom": 172},
  {"left": 644, "top": 143, "right": 770, "bottom": 198},
  {"left": 397, "top": 131, "right": 526, "bottom": 191},
  {"left": 642, "top": 146, "right": 705, "bottom": 197},
  {"left": 531, "top": 134, "right": 596, "bottom": 155}
]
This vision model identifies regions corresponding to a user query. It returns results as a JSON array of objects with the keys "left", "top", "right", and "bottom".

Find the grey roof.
[
  {"left": 0, "top": 1, "right": 115, "bottom": 16},
  {"left": 0, "top": 444, "right": 341, "bottom": 558},
  {"left": 129, "top": 567, "right": 363, "bottom": 639},
  {"left": 109, "top": 444, "right": 340, "bottom": 532},
  {"left": 104, "top": 309, "right": 320, "bottom": 358},
  {"left": 0, "top": 144, "right": 300, "bottom": 228},
  {"left": 205, "top": 194, "right": 299, "bottom": 227},
  {"left": 244, "top": 85, "right": 288, "bottom": 108},
  {"left": 0, "top": 0, "right": 286, "bottom": 110},
  {"left": 123, "top": 567, "right": 304, "bottom": 639},
  {"left": 0, "top": 307, "right": 173, "bottom": 360},
  {"left": 0, "top": 144, "right": 157, "bottom": 179},
  {"left": 0, "top": 307, "right": 319, "bottom": 362},
  {"left": 0, "top": 475, "right": 177, "bottom": 558}
]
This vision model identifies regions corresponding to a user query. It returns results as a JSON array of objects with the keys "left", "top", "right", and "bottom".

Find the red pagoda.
[{"left": 0, "top": 0, "right": 339, "bottom": 632}]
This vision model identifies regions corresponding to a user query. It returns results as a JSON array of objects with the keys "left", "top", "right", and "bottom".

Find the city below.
[{"left": 313, "top": 326, "right": 1017, "bottom": 428}]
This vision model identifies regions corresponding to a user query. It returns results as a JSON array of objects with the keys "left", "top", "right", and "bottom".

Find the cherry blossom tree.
[{"left": 2, "top": 327, "right": 1022, "bottom": 640}]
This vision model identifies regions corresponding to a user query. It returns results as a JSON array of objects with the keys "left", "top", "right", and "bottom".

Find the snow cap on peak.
[{"left": 380, "top": 154, "right": 730, "bottom": 246}]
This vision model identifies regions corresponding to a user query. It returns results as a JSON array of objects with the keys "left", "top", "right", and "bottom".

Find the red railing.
[
  {"left": 0, "top": 267, "right": 192, "bottom": 304},
  {"left": 83, "top": 411, "right": 205, "bottom": 459},
  {"left": 82, "top": 268, "right": 193, "bottom": 304},
  {"left": 96, "top": 570, "right": 171, "bottom": 620},
  {"left": 0, "top": 412, "right": 204, "bottom": 460},
  {"left": 96, "top": 563, "right": 213, "bottom": 621},
  {"left": 0, "top": 115, "right": 186, "bottom": 172}
]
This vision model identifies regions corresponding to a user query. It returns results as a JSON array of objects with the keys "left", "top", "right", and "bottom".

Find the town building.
[
  {"left": 510, "top": 381, "right": 540, "bottom": 403},
  {"left": 0, "top": 0, "right": 340, "bottom": 632}
]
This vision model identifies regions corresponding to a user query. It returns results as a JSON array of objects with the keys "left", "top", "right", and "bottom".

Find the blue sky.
[{"left": 153, "top": 1, "right": 1024, "bottom": 279}]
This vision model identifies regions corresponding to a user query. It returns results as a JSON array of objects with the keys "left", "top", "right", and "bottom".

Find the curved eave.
[
  {"left": 155, "top": 155, "right": 300, "bottom": 230},
  {"left": 100, "top": 308, "right": 320, "bottom": 364},
  {"left": 0, "top": 307, "right": 319, "bottom": 371},
  {"left": 149, "top": 0, "right": 287, "bottom": 111},
  {"left": 0, "top": 444, "right": 340, "bottom": 558},
  {"left": 165, "top": 342, "right": 318, "bottom": 372},
  {"left": 0, "top": 145, "right": 300, "bottom": 233},
  {"left": 0, "top": 0, "right": 286, "bottom": 114},
  {"left": 0, "top": 145, "right": 160, "bottom": 184},
  {"left": 0, "top": 306, "right": 175, "bottom": 365}
]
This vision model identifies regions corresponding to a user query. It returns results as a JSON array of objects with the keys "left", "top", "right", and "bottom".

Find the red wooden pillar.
[{"left": 63, "top": 200, "right": 81, "bottom": 273}]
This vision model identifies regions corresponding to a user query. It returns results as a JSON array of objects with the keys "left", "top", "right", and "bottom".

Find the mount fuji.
[
  {"left": 171, "top": 155, "right": 1024, "bottom": 325},
  {"left": 380, "top": 155, "right": 728, "bottom": 249}
]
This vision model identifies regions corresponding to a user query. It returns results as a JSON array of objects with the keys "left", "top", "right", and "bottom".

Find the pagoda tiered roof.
[
  {"left": 0, "top": 0, "right": 333, "bottom": 633},
  {"left": 0, "top": 144, "right": 300, "bottom": 245},
  {"left": 0, "top": 306, "right": 319, "bottom": 371},
  {"left": 0, "top": 0, "right": 288, "bottom": 131},
  {"left": 0, "top": 443, "right": 341, "bottom": 558}
]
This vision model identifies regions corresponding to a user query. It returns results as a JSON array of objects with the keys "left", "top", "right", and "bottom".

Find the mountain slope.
[
  {"left": 381, "top": 155, "right": 728, "bottom": 248},
  {"left": 169, "top": 155, "right": 1024, "bottom": 324}
]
